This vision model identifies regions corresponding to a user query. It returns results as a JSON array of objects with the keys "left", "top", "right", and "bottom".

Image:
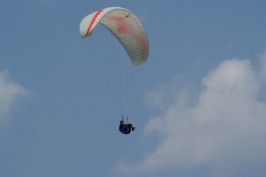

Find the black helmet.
[{"left": 120, "top": 120, "right": 124, "bottom": 123}]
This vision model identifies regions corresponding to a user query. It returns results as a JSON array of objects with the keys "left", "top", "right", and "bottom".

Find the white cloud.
[
  {"left": 0, "top": 70, "right": 30, "bottom": 123},
  {"left": 114, "top": 57, "right": 266, "bottom": 176}
]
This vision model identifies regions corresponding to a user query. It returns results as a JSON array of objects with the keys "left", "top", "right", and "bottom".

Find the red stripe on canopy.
[{"left": 85, "top": 9, "right": 103, "bottom": 37}]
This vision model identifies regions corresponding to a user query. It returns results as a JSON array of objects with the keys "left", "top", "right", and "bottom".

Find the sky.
[{"left": 1, "top": 0, "right": 266, "bottom": 177}]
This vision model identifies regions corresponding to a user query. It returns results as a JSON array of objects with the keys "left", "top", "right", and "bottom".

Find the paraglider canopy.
[
  {"left": 80, "top": 6, "right": 149, "bottom": 120},
  {"left": 79, "top": 7, "right": 149, "bottom": 66}
]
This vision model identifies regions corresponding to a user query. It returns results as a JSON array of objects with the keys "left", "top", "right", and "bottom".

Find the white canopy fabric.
[{"left": 80, "top": 7, "right": 149, "bottom": 66}]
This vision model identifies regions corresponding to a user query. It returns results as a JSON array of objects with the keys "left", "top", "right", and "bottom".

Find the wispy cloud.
[
  {"left": 0, "top": 70, "right": 30, "bottom": 124},
  {"left": 114, "top": 53, "right": 266, "bottom": 176}
]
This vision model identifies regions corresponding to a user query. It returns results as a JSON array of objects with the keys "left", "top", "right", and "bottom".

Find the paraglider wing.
[{"left": 79, "top": 7, "right": 149, "bottom": 66}]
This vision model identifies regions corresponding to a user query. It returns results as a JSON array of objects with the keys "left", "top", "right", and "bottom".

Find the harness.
[{"left": 119, "top": 124, "right": 131, "bottom": 134}]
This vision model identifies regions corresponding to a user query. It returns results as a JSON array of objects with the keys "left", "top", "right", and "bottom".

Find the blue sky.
[{"left": 1, "top": 0, "right": 266, "bottom": 177}]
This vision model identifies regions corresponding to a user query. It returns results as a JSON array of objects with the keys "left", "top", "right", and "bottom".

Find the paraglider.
[
  {"left": 79, "top": 7, "right": 149, "bottom": 134},
  {"left": 119, "top": 120, "right": 136, "bottom": 135}
]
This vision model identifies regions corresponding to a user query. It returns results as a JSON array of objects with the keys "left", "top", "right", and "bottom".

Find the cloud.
[
  {"left": 114, "top": 56, "right": 266, "bottom": 176},
  {"left": 0, "top": 70, "right": 30, "bottom": 123}
]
